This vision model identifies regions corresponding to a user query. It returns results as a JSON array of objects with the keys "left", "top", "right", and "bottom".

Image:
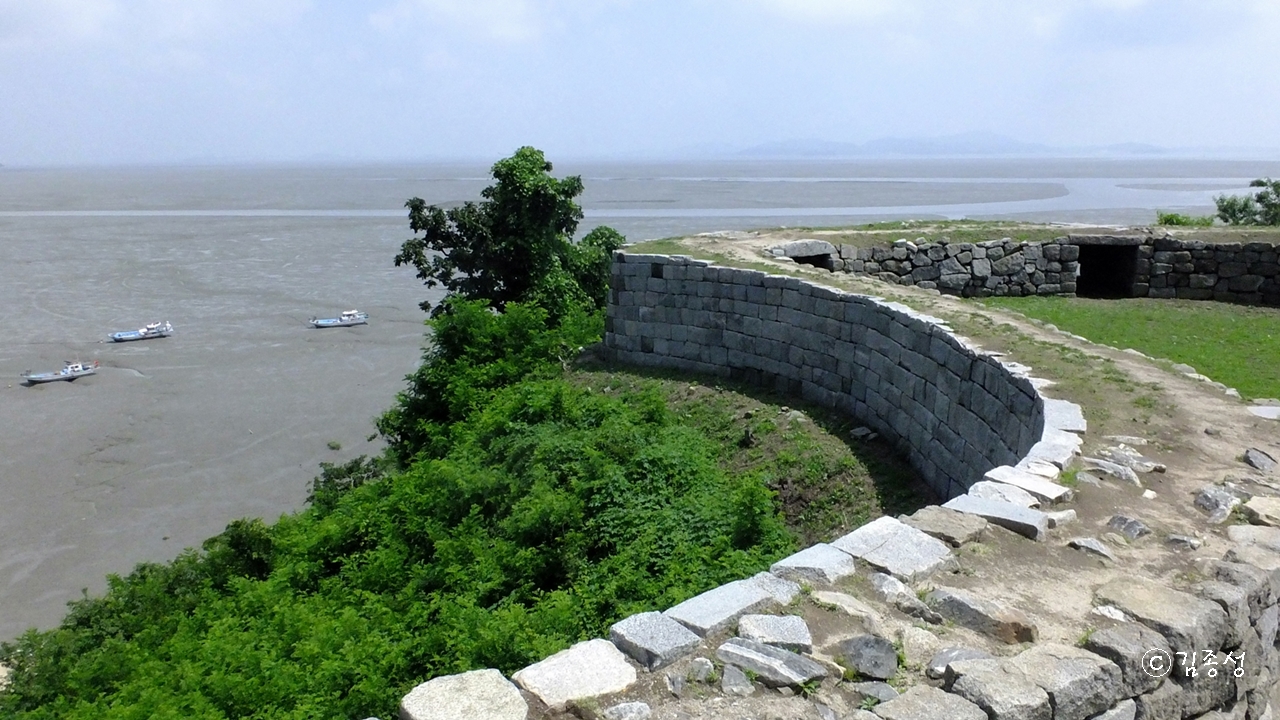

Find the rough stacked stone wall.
[
  {"left": 794, "top": 237, "right": 1082, "bottom": 297},
  {"left": 802, "top": 234, "right": 1280, "bottom": 306},
  {"left": 1131, "top": 236, "right": 1280, "bottom": 305},
  {"left": 603, "top": 252, "right": 1046, "bottom": 500}
]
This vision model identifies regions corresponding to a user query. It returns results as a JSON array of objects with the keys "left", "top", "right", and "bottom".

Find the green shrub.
[
  {"left": 1155, "top": 211, "right": 1214, "bottom": 227},
  {"left": 1215, "top": 178, "right": 1280, "bottom": 225}
]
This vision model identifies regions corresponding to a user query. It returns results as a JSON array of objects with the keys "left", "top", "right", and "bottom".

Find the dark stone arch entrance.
[{"left": 1075, "top": 244, "right": 1139, "bottom": 298}]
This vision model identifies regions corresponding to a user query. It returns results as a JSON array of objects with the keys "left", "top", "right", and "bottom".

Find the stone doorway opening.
[{"left": 1076, "top": 244, "right": 1139, "bottom": 298}]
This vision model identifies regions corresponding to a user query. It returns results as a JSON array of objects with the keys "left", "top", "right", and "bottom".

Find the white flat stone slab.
[
  {"left": 750, "top": 572, "right": 802, "bottom": 605},
  {"left": 830, "top": 516, "right": 953, "bottom": 581},
  {"left": 609, "top": 612, "right": 701, "bottom": 670},
  {"left": 512, "top": 639, "right": 637, "bottom": 712},
  {"left": 968, "top": 480, "right": 1039, "bottom": 508},
  {"left": 663, "top": 578, "right": 777, "bottom": 637},
  {"left": 943, "top": 494, "right": 1049, "bottom": 541},
  {"left": 1014, "top": 459, "right": 1062, "bottom": 481},
  {"left": 1043, "top": 398, "right": 1087, "bottom": 434},
  {"left": 1250, "top": 406, "right": 1280, "bottom": 420},
  {"left": 400, "top": 669, "right": 527, "bottom": 720},
  {"left": 770, "top": 543, "right": 859, "bottom": 584},
  {"left": 739, "top": 613, "right": 813, "bottom": 653},
  {"left": 1023, "top": 428, "right": 1083, "bottom": 468},
  {"left": 983, "top": 465, "right": 1073, "bottom": 505}
]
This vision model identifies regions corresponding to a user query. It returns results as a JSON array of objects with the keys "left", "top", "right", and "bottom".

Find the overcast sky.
[{"left": 2, "top": 0, "right": 1277, "bottom": 165}]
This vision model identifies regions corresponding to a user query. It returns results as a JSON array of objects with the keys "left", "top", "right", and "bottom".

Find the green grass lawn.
[{"left": 980, "top": 296, "right": 1280, "bottom": 400}]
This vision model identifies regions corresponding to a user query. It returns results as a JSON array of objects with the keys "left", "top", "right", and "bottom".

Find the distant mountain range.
[{"left": 733, "top": 132, "right": 1170, "bottom": 158}]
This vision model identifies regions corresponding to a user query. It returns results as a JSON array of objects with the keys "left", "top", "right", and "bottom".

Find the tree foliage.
[
  {"left": 1215, "top": 178, "right": 1280, "bottom": 226},
  {"left": 394, "top": 147, "right": 624, "bottom": 318},
  {"left": 0, "top": 374, "right": 794, "bottom": 720}
]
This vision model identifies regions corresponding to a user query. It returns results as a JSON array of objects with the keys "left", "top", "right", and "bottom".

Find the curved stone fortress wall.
[
  {"left": 603, "top": 252, "right": 1047, "bottom": 500},
  {"left": 777, "top": 235, "right": 1280, "bottom": 306}
]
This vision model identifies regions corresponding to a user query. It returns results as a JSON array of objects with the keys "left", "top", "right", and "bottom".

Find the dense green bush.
[
  {"left": 0, "top": 375, "right": 795, "bottom": 720},
  {"left": 376, "top": 299, "right": 604, "bottom": 464},
  {"left": 1215, "top": 178, "right": 1280, "bottom": 226},
  {"left": 1155, "top": 211, "right": 1214, "bottom": 227}
]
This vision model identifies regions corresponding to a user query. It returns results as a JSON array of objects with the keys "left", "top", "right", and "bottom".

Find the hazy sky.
[{"left": 2, "top": 0, "right": 1278, "bottom": 165}]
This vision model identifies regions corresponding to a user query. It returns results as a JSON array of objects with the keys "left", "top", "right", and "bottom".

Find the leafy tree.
[
  {"left": 1214, "top": 178, "right": 1280, "bottom": 225},
  {"left": 394, "top": 147, "right": 624, "bottom": 319},
  {"left": 376, "top": 299, "right": 602, "bottom": 462}
]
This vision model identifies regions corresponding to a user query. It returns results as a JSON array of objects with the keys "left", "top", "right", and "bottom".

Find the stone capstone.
[
  {"left": 925, "top": 587, "right": 1037, "bottom": 644},
  {"left": 943, "top": 494, "right": 1049, "bottom": 541},
  {"left": 1043, "top": 398, "right": 1087, "bottom": 434},
  {"left": 511, "top": 639, "right": 637, "bottom": 712},
  {"left": 769, "top": 543, "right": 859, "bottom": 584},
  {"left": 835, "top": 634, "right": 899, "bottom": 680},
  {"left": 830, "top": 516, "right": 954, "bottom": 581},
  {"left": 663, "top": 573, "right": 797, "bottom": 636},
  {"left": 738, "top": 613, "right": 813, "bottom": 654},
  {"left": 1082, "top": 623, "right": 1172, "bottom": 698},
  {"left": 1094, "top": 578, "right": 1228, "bottom": 657},
  {"left": 983, "top": 466, "right": 1073, "bottom": 504},
  {"left": 609, "top": 611, "right": 701, "bottom": 671},
  {"left": 775, "top": 239, "right": 837, "bottom": 258},
  {"left": 714, "top": 637, "right": 827, "bottom": 688},
  {"left": 901, "top": 505, "right": 988, "bottom": 546},
  {"left": 871, "top": 685, "right": 987, "bottom": 720},
  {"left": 968, "top": 480, "right": 1040, "bottom": 508},
  {"left": 399, "top": 669, "right": 527, "bottom": 720},
  {"left": 944, "top": 657, "right": 1052, "bottom": 720},
  {"left": 1008, "top": 643, "right": 1124, "bottom": 720}
]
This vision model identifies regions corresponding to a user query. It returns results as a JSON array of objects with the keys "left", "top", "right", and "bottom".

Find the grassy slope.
[{"left": 981, "top": 296, "right": 1280, "bottom": 400}]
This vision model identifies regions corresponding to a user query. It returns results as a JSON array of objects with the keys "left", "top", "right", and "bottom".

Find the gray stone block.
[
  {"left": 982, "top": 466, "right": 1073, "bottom": 504},
  {"left": 738, "top": 614, "right": 813, "bottom": 653},
  {"left": 399, "top": 669, "right": 527, "bottom": 720},
  {"left": 901, "top": 506, "right": 988, "bottom": 547},
  {"left": 663, "top": 577, "right": 777, "bottom": 637},
  {"left": 769, "top": 543, "right": 859, "bottom": 585},
  {"left": 925, "top": 587, "right": 1038, "bottom": 644},
  {"left": 714, "top": 637, "right": 827, "bottom": 688},
  {"left": 511, "top": 639, "right": 637, "bottom": 712},
  {"left": 1009, "top": 644, "right": 1123, "bottom": 720},
  {"left": 835, "top": 634, "right": 899, "bottom": 680},
  {"left": 830, "top": 516, "right": 954, "bottom": 581},
  {"left": 1082, "top": 623, "right": 1171, "bottom": 698},
  {"left": 968, "top": 480, "right": 1040, "bottom": 508},
  {"left": 927, "top": 646, "right": 995, "bottom": 679},
  {"left": 943, "top": 494, "right": 1049, "bottom": 541},
  {"left": 944, "top": 657, "right": 1052, "bottom": 720},
  {"left": 609, "top": 611, "right": 701, "bottom": 671},
  {"left": 871, "top": 685, "right": 987, "bottom": 720},
  {"left": 1094, "top": 577, "right": 1228, "bottom": 657}
]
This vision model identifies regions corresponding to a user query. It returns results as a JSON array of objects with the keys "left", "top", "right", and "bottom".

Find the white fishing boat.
[
  {"left": 22, "top": 360, "right": 99, "bottom": 384},
  {"left": 109, "top": 321, "right": 173, "bottom": 342},
  {"left": 310, "top": 310, "right": 368, "bottom": 328}
]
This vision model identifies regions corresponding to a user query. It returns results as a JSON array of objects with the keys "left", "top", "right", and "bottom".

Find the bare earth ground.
[
  {"left": 568, "top": 231, "right": 1280, "bottom": 718},
  {"left": 0, "top": 216, "right": 438, "bottom": 640}
]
